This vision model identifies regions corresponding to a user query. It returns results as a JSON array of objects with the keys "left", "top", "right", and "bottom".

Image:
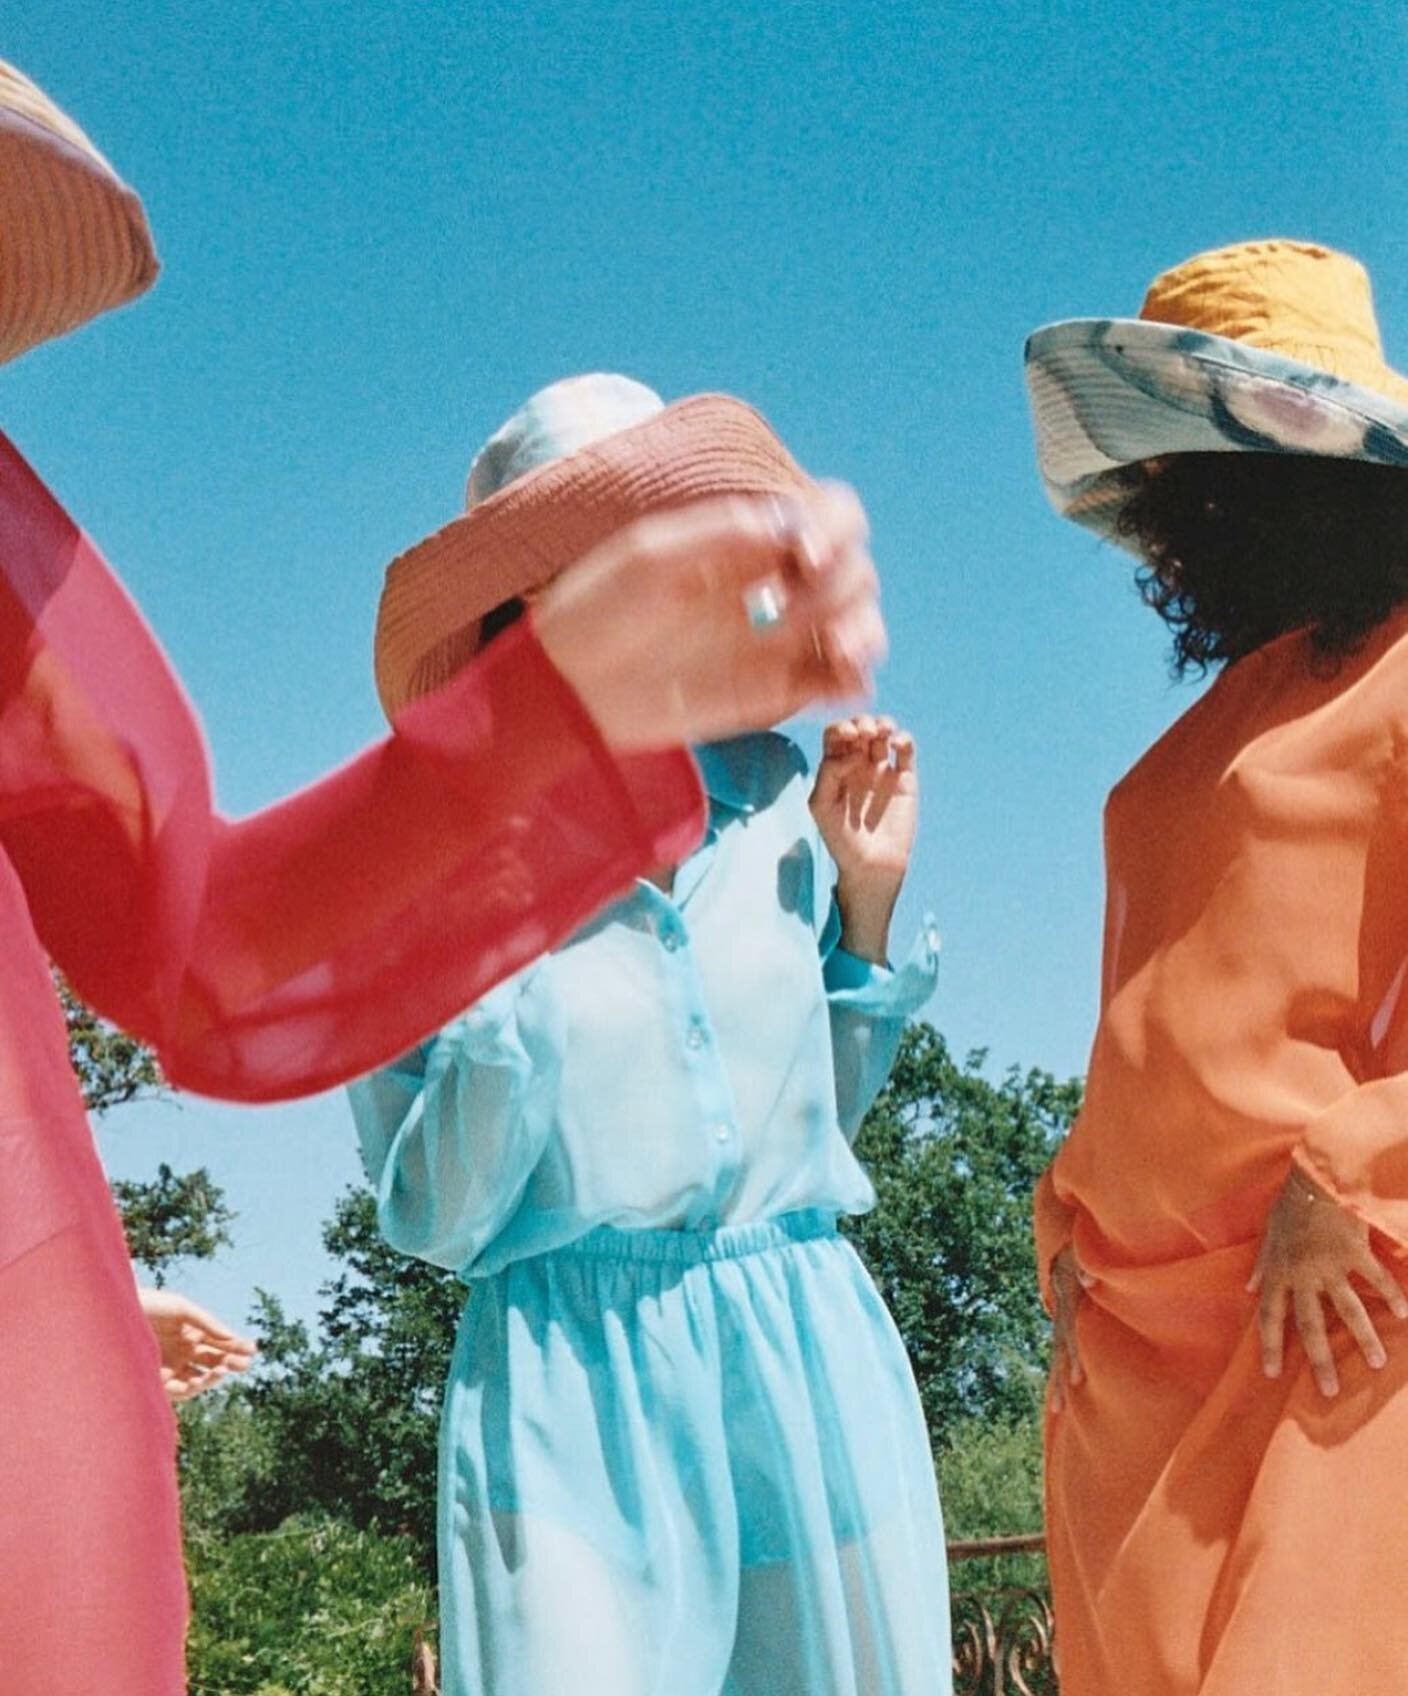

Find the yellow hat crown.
[{"left": 1139, "top": 240, "right": 1408, "bottom": 403}]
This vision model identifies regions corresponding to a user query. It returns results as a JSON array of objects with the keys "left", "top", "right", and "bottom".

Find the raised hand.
[
  {"left": 137, "top": 1287, "right": 257, "bottom": 1403},
  {"left": 809, "top": 716, "right": 918, "bottom": 964},
  {"left": 533, "top": 484, "right": 886, "bottom": 751}
]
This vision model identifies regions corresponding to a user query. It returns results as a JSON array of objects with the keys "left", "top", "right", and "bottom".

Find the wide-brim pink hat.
[{"left": 373, "top": 373, "right": 812, "bottom": 717}]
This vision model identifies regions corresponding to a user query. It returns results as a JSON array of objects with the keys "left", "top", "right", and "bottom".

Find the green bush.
[
  {"left": 185, "top": 1515, "right": 433, "bottom": 1696},
  {"left": 937, "top": 1412, "right": 1046, "bottom": 1592}
]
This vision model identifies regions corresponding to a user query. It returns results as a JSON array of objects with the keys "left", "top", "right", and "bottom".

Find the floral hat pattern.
[{"left": 1025, "top": 241, "right": 1408, "bottom": 541}]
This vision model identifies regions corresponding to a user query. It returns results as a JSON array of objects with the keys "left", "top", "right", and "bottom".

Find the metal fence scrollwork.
[
  {"left": 948, "top": 1533, "right": 1057, "bottom": 1696},
  {"left": 411, "top": 1533, "right": 1058, "bottom": 1693}
]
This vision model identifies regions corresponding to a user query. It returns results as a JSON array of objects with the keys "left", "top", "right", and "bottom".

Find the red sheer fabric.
[{"left": 0, "top": 430, "right": 704, "bottom": 1692}]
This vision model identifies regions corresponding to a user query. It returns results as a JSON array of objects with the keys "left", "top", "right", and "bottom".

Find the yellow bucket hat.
[
  {"left": 1025, "top": 240, "right": 1408, "bottom": 538},
  {"left": 0, "top": 59, "right": 157, "bottom": 364}
]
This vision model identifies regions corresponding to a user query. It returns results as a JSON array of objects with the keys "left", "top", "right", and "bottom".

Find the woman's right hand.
[
  {"left": 533, "top": 484, "right": 885, "bottom": 751},
  {"left": 1049, "top": 1243, "right": 1095, "bottom": 1412}
]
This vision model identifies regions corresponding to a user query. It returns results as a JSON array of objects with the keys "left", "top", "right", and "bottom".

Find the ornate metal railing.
[
  {"left": 409, "top": 1534, "right": 1058, "bottom": 1692},
  {"left": 949, "top": 1533, "right": 1057, "bottom": 1695}
]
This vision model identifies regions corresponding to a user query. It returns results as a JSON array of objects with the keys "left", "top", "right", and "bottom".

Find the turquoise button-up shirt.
[{"left": 349, "top": 733, "right": 939, "bottom": 1280}]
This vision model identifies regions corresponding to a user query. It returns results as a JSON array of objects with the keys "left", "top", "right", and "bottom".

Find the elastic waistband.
[{"left": 547, "top": 1208, "right": 840, "bottom": 1267}]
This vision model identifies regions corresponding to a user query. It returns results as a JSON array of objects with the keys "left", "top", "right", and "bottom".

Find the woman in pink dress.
[{"left": 0, "top": 61, "right": 884, "bottom": 1694}]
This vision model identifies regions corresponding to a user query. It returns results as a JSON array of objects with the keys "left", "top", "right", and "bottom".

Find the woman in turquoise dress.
[{"left": 351, "top": 375, "right": 949, "bottom": 1696}]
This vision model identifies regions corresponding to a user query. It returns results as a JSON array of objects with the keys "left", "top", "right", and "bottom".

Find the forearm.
[
  {"left": 834, "top": 873, "right": 903, "bottom": 966},
  {"left": 351, "top": 976, "right": 551, "bottom": 1272},
  {"left": 1294, "top": 1073, "right": 1408, "bottom": 1254},
  {"left": 826, "top": 913, "right": 939, "bottom": 1137},
  {"left": 1, "top": 436, "right": 705, "bottom": 1101}
]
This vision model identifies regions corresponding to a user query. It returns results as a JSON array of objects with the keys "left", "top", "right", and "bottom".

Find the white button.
[
  {"left": 662, "top": 929, "right": 683, "bottom": 952},
  {"left": 686, "top": 1026, "right": 706, "bottom": 1051},
  {"left": 713, "top": 1123, "right": 732, "bottom": 1144}
]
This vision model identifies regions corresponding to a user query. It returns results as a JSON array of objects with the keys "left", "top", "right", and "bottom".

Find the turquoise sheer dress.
[{"left": 350, "top": 734, "right": 951, "bottom": 1695}]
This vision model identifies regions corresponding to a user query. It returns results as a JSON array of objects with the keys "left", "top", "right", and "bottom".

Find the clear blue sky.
[{"left": 9, "top": 0, "right": 1407, "bottom": 1329}]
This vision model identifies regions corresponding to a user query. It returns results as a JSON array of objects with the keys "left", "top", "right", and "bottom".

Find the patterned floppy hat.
[
  {"left": 1025, "top": 240, "right": 1408, "bottom": 539},
  {"left": 0, "top": 60, "right": 157, "bottom": 364},
  {"left": 373, "top": 372, "right": 811, "bottom": 717}
]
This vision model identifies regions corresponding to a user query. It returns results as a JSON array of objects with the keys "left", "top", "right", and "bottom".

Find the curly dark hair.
[{"left": 1112, "top": 452, "right": 1408, "bottom": 676}]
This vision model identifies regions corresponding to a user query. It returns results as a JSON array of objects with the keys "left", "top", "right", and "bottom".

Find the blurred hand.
[
  {"left": 1250, "top": 1165, "right": 1408, "bottom": 1397},
  {"left": 137, "top": 1287, "right": 257, "bottom": 1403},
  {"left": 534, "top": 483, "right": 885, "bottom": 751},
  {"left": 809, "top": 715, "right": 918, "bottom": 964}
]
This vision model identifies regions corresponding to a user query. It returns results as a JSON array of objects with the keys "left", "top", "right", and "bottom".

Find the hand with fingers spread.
[
  {"left": 534, "top": 483, "right": 885, "bottom": 752},
  {"left": 808, "top": 715, "right": 919, "bottom": 964},
  {"left": 1250, "top": 1165, "right": 1408, "bottom": 1397},
  {"left": 1049, "top": 1243, "right": 1097, "bottom": 1413},
  {"left": 137, "top": 1287, "right": 258, "bottom": 1403}
]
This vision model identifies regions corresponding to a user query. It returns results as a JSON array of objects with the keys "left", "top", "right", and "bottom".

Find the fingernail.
[
  {"left": 1076, "top": 1270, "right": 1097, "bottom": 1289},
  {"left": 765, "top": 493, "right": 801, "bottom": 542},
  {"left": 1370, "top": 1349, "right": 1387, "bottom": 1369},
  {"left": 1264, "top": 1360, "right": 1280, "bottom": 1379}
]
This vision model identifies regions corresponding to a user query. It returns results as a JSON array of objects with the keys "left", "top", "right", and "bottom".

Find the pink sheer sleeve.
[
  {"left": 0, "top": 430, "right": 705, "bottom": 1099},
  {"left": 0, "top": 428, "right": 703, "bottom": 1693}
]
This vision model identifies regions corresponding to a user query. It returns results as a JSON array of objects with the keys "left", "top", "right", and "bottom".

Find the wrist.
[{"left": 834, "top": 874, "right": 901, "bottom": 965}]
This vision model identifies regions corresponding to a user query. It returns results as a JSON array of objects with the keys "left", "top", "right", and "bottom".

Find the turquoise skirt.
[{"left": 438, "top": 1210, "right": 952, "bottom": 1695}]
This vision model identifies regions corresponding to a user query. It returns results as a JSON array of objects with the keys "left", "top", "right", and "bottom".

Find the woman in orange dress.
[
  {"left": 0, "top": 62, "right": 884, "bottom": 1696},
  {"left": 1025, "top": 240, "right": 1408, "bottom": 1696}
]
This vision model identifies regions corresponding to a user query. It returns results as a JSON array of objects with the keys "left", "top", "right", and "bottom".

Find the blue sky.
[{"left": 8, "top": 0, "right": 1408, "bottom": 1328}]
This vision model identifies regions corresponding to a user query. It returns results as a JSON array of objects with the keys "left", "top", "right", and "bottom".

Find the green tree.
[
  {"left": 56, "top": 971, "right": 237, "bottom": 1287},
  {"left": 57, "top": 970, "right": 164, "bottom": 1114},
  {"left": 843, "top": 1023, "right": 1079, "bottom": 1438},
  {"left": 236, "top": 1190, "right": 464, "bottom": 1569},
  {"left": 113, "top": 1161, "right": 236, "bottom": 1286}
]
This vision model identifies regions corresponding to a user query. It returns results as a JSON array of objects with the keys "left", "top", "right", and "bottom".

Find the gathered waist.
[{"left": 518, "top": 1207, "right": 841, "bottom": 1269}]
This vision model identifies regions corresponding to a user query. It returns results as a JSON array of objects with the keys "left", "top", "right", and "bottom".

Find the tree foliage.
[
  {"left": 113, "top": 1161, "right": 237, "bottom": 1286},
  {"left": 57, "top": 972, "right": 237, "bottom": 1287},
  {"left": 185, "top": 1516, "right": 434, "bottom": 1696},
  {"left": 56, "top": 970, "right": 164, "bottom": 1114},
  {"left": 234, "top": 1190, "right": 464, "bottom": 1568},
  {"left": 843, "top": 1023, "right": 1079, "bottom": 1437}
]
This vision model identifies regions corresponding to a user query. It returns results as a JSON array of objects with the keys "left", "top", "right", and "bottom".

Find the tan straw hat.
[
  {"left": 373, "top": 373, "right": 811, "bottom": 717},
  {"left": 0, "top": 60, "right": 157, "bottom": 364}
]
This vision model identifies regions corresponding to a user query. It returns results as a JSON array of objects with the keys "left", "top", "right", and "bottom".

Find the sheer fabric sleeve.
[
  {"left": 819, "top": 898, "right": 940, "bottom": 1140},
  {"left": 1293, "top": 742, "right": 1408, "bottom": 1252},
  {"left": 0, "top": 431, "right": 705, "bottom": 1100},
  {"left": 348, "top": 967, "right": 560, "bottom": 1273}
]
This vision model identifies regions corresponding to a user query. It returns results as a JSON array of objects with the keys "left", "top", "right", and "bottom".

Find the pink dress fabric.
[{"left": 0, "top": 430, "right": 704, "bottom": 1693}]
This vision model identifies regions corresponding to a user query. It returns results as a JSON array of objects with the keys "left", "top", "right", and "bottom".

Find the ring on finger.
[{"left": 744, "top": 580, "right": 786, "bottom": 630}]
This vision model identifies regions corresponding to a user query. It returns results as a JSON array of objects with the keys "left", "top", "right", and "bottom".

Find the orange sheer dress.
[
  {"left": 0, "top": 431, "right": 704, "bottom": 1695},
  {"left": 1036, "top": 608, "right": 1408, "bottom": 1695}
]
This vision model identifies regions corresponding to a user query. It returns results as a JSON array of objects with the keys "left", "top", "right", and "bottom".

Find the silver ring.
[{"left": 744, "top": 581, "right": 785, "bottom": 630}]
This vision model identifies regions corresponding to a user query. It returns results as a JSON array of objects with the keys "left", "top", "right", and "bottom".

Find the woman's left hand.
[
  {"left": 1250, "top": 1166, "right": 1408, "bottom": 1396},
  {"left": 137, "top": 1287, "right": 257, "bottom": 1402},
  {"left": 809, "top": 716, "right": 918, "bottom": 965}
]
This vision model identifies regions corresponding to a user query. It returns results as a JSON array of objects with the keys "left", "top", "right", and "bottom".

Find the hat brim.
[
  {"left": 374, "top": 393, "right": 811, "bottom": 717},
  {"left": 0, "top": 63, "right": 158, "bottom": 364},
  {"left": 1025, "top": 318, "right": 1408, "bottom": 541}
]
